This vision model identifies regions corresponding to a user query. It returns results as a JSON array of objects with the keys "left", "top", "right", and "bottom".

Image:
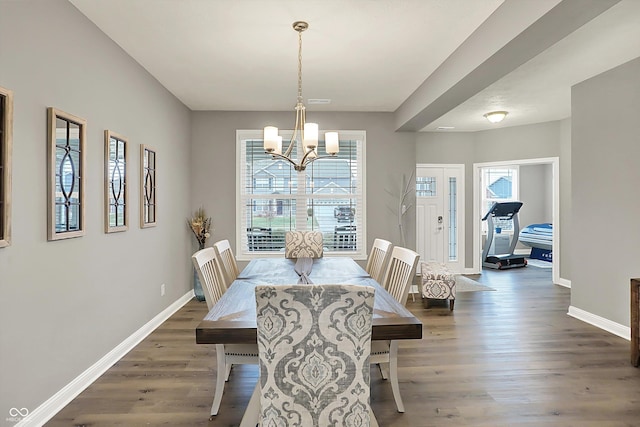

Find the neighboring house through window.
[
  {"left": 481, "top": 166, "right": 519, "bottom": 233},
  {"left": 237, "top": 130, "right": 366, "bottom": 259}
]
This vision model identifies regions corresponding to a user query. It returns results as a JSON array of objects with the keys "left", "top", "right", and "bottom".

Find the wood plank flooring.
[{"left": 47, "top": 266, "right": 640, "bottom": 426}]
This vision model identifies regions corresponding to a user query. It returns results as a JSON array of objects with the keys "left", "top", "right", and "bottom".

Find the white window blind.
[{"left": 236, "top": 130, "right": 366, "bottom": 260}]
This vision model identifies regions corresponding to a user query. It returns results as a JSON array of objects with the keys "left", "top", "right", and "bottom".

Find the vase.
[{"left": 193, "top": 244, "right": 206, "bottom": 301}]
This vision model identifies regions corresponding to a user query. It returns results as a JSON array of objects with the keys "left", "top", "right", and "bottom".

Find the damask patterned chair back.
[
  {"left": 365, "top": 238, "right": 393, "bottom": 284},
  {"left": 191, "top": 247, "right": 226, "bottom": 311},
  {"left": 381, "top": 246, "right": 420, "bottom": 306},
  {"left": 284, "top": 230, "right": 324, "bottom": 259},
  {"left": 255, "top": 284, "right": 375, "bottom": 427},
  {"left": 213, "top": 239, "right": 239, "bottom": 289}
]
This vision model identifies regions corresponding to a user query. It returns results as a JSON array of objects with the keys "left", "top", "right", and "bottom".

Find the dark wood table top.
[{"left": 196, "top": 257, "right": 423, "bottom": 344}]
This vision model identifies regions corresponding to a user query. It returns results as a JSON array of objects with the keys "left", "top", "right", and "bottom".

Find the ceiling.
[{"left": 69, "top": 0, "right": 640, "bottom": 132}]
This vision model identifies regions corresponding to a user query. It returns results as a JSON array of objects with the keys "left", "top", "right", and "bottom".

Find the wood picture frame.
[
  {"left": 104, "top": 130, "right": 129, "bottom": 233},
  {"left": 0, "top": 86, "right": 13, "bottom": 248},
  {"left": 47, "top": 107, "right": 86, "bottom": 241}
]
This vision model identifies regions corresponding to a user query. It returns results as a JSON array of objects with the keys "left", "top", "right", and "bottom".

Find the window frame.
[
  {"left": 481, "top": 165, "right": 519, "bottom": 234},
  {"left": 236, "top": 129, "right": 366, "bottom": 260},
  {"left": 0, "top": 86, "right": 13, "bottom": 248}
]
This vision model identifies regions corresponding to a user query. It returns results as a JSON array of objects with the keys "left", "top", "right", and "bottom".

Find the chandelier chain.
[{"left": 297, "top": 29, "right": 303, "bottom": 104}]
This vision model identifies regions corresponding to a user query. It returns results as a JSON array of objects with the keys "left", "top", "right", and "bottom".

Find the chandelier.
[{"left": 263, "top": 21, "right": 339, "bottom": 172}]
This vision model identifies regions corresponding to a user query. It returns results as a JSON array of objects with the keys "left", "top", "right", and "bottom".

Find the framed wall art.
[
  {"left": 140, "top": 144, "right": 157, "bottom": 228},
  {"left": 104, "top": 130, "right": 128, "bottom": 233},
  {"left": 0, "top": 86, "right": 13, "bottom": 248},
  {"left": 47, "top": 107, "right": 86, "bottom": 241}
]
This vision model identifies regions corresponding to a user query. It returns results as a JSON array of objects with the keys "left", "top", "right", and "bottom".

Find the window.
[
  {"left": 481, "top": 166, "right": 519, "bottom": 233},
  {"left": 105, "top": 130, "right": 128, "bottom": 233},
  {"left": 47, "top": 108, "right": 86, "bottom": 241},
  {"left": 237, "top": 130, "right": 366, "bottom": 259},
  {"left": 0, "top": 86, "right": 13, "bottom": 248}
]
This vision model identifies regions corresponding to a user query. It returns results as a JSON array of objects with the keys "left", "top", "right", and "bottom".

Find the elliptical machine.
[{"left": 482, "top": 201, "right": 527, "bottom": 270}]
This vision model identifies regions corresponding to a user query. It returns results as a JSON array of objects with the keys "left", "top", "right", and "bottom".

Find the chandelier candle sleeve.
[
  {"left": 325, "top": 132, "right": 339, "bottom": 154},
  {"left": 264, "top": 126, "right": 279, "bottom": 152},
  {"left": 303, "top": 122, "right": 318, "bottom": 150}
]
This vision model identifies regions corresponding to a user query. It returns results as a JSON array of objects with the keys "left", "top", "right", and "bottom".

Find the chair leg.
[
  {"left": 210, "top": 344, "right": 226, "bottom": 416},
  {"left": 370, "top": 407, "right": 379, "bottom": 427},
  {"left": 225, "top": 362, "right": 232, "bottom": 381},
  {"left": 449, "top": 299, "right": 455, "bottom": 311},
  {"left": 378, "top": 362, "right": 389, "bottom": 380},
  {"left": 239, "top": 382, "right": 261, "bottom": 427},
  {"left": 388, "top": 341, "right": 405, "bottom": 413}
]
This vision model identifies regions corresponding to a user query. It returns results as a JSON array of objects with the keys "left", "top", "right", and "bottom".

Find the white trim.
[
  {"left": 236, "top": 129, "right": 367, "bottom": 261},
  {"left": 567, "top": 305, "right": 630, "bottom": 341},
  {"left": 17, "top": 291, "right": 195, "bottom": 427},
  {"left": 556, "top": 277, "right": 571, "bottom": 288},
  {"left": 473, "top": 157, "right": 560, "bottom": 285}
]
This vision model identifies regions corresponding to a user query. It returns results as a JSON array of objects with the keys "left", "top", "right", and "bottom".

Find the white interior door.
[{"left": 416, "top": 164, "right": 464, "bottom": 273}]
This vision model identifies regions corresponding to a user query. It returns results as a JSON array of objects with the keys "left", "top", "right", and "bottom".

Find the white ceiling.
[{"left": 69, "top": 0, "right": 640, "bottom": 132}]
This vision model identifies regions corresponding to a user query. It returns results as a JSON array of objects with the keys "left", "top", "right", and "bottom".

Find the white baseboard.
[
  {"left": 17, "top": 291, "right": 195, "bottom": 427},
  {"left": 567, "top": 305, "right": 630, "bottom": 341},
  {"left": 556, "top": 277, "right": 571, "bottom": 288}
]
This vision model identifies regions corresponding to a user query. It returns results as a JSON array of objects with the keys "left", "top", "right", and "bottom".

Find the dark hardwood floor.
[{"left": 48, "top": 265, "right": 640, "bottom": 426}]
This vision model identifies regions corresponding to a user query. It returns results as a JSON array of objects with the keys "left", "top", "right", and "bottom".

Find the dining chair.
[
  {"left": 365, "top": 238, "right": 393, "bottom": 284},
  {"left": 191, "top": 247, "right": 258, "bottom": 418},
  {"left": 254, "top": 284, "right": 378, "bottom": 426},
  {"left": 370, "top": 246, "right": 420, "bottom": 413},
  {"left": 213, "top": 239, "right": 239, "bottom": 289},
  {"left": 284, "top": 230, "right": 324, "bottom": 259}
]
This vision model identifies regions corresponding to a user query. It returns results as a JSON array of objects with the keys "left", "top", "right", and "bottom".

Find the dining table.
[{"left": 195, "top": 256, "right": 423, "bottom": 425}]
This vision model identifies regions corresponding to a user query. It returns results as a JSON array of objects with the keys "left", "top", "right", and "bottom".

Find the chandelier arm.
[
  {"left": 268, "top": 152, "right": 303, "bottom": 170},
  {"left": 302, "top": 153, "right": 338, "bottom": 169}
]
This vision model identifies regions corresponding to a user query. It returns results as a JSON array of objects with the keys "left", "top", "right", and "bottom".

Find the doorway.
[
  {"left": 473, "top": 157, "right": 560, "bottom": 284},
  {"left": 415, "top": 164, "right": 465, "bottom": 273}
]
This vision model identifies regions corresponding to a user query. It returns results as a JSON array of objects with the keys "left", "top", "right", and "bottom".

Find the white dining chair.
[
  {"left": 191, "top": 247, "right": 258, "bottom": 418},
  {"left": 365, "top": 238, "right": 393, "bottom": 284},
  {"left": 213, "top": 239, "right": 239, "bottom": 289},
  {"left": 255, "top": 284, "right": 378, "bottom": 426},
  {"left": 370, "top": 246, "right": 420, "bottom": 413}
]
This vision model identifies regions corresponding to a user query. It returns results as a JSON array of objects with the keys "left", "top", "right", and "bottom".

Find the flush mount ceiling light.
[
  {"left": 483, "top": 111, "right": 509, "bottom": 123},
  {"left": 263, "top": 21, "right": 338, "bottom": 172}
]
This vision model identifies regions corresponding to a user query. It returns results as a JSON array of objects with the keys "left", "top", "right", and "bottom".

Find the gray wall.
[
  {"left": 520, "top": 163, "right": 553, "bottom": 226},
  {"left": 190, "top": 111, "right": 417, "bottom": 270},
  {"left": 571, "top": 56, "right": 640, "bottom": 326},
  {"left": 415, "top": 121, "right": 567, "bottom": 276},
  {"left": 0, "top": 0, "right": 192, "bottom": 417}
]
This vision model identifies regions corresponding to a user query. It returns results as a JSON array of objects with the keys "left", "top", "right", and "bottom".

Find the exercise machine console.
[{"left": 482, "top": 201, "right": 527, "bottom": 270}]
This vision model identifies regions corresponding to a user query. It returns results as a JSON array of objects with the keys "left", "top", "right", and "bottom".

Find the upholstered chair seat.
[{"left": 284, "top": 230, "right": 324, "bottom": 259}]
